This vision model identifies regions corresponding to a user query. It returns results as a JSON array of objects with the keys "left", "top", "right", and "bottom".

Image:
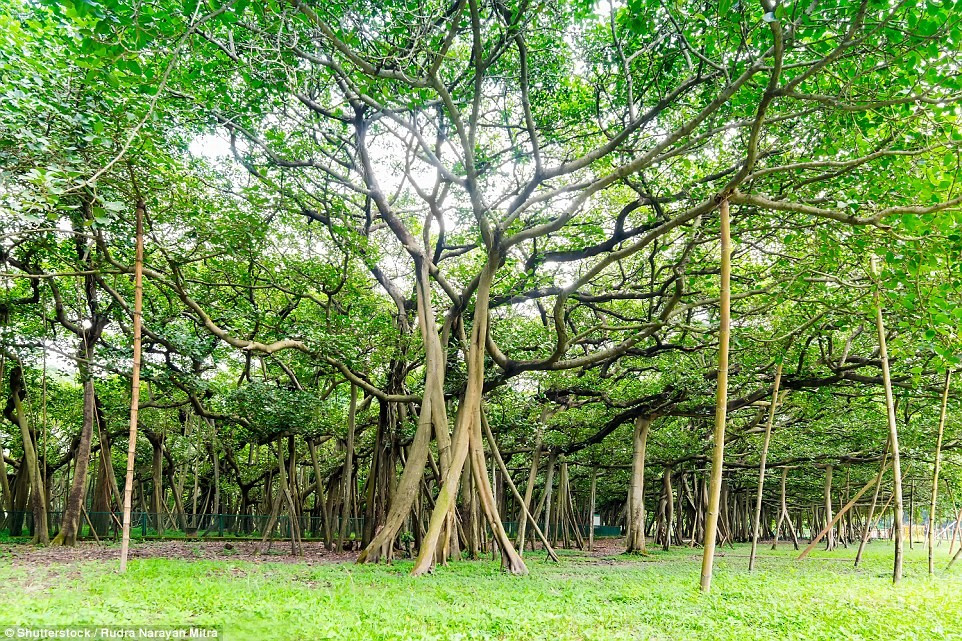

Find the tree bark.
[
  {"left": 929, "top": 369, "right": 950, "bottom": 575},
  {"left": 799, "top": 463, "right": 889, "bottom": 560},
  {"left": 660, "top": 468, "right": 673, "bottom": 551},
  {"left": 3, "top": 366, "right": 48, "bottom": 544},
  {"left": 700, "top": 197, "right": 731, "bottom": 593},
  {"left": 626, "top": 415, "right": 652, "bottom": 553},
  {"left": 412, "top": 258, "right": 485, "bottom": 574},
  {"left": 338, "top": 383, "right": 357, "bottom": 550},
  {"left": 52, "top": 374, "right": 95, "bottom": 546},
  {"left": 873, "top": 267, "right": 904, "bottom": 583},
  {"left": 357, "top": 261, "right": 445, "bottom": 564},
  {"left": 515, "top": 416, "right": 544, "bottom": 552},
  {"left": 588, "top": 467, "right": 597, "bottom": 552},
  {"left": 855, "top": 440, "right": 889, "bottom": 568},
  {"left": 823, "top": 465, "right": 835, "bottom": 551},
  {"left": 307, "top": 439, "right": 332, "bottom": 547},
  {"left": 750, "top": 363, "right": 782, "bottom": 570},
  {"left": 481, "top": 410, "right": 557, "bottom": 561}
]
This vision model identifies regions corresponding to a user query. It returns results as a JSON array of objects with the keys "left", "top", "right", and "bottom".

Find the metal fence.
[
  {"left": 0, "top": 511, "right": 622, "bottom": 541},
  {"left": 0, "top": 510, "right": 362, "bottom": 541},
  {"left": 501, "top": 521, "right": 622, "bottom": 538}
]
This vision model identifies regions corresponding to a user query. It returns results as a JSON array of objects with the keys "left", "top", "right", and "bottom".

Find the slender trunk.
[
  {"left": 823, "top": 465, "right": 835, "bottom": 551},
  {"left": 749, "top": 363, "right": 782, "bottom": 570},
  {"left": 855, "top": 440, "right": 889, "bottom": 567},
  {"left": 873, "top": 269, "right": 904, "bottom": 583},
  {"left": 842, "top": 467, "right": 851, "bottom": 546},
  {"left": 661, "top": 468, "right": 673, "bottom": 552},
  {"left": 908, "top": 480, "right": 916, "bottom": 549},
  {"left": 481, "top": 414, "right": 558, "bottom": 561},
  {"left": 95, "top": 420, "right": 122, "bottom": 513},
  {"left": 210, "top": 425, "right": 220, "bottom": 515},
  {"left": 149, "top": 434, "right": 164, "bottom": 534},
  {"left": 308, "top": 439, "right": 331, "bottom": 546},
  {"left": 4, "top": 367, "right": 48, "bottom": 544},
  {"left": 166, "top": 468, "right": 187, "bottom": 531},
  {"left": 515, "top": 422, "right": 543, "bottom": 552},
  {"left": 356, "top": 390, "right": 432, "bottom": 562},
  {"left": 929, "top": 370, "right": 950, "bottom": 574},
  {"left": 254, "top": 442, "right": 284, "bottom": 553},
  {"left": 0, "top": 451, "right": 11, "bottom": 516},
  {"left": 0, "top": 354, "right": 11, "bottom": 517},
  {"left": 588, "top": 467, "right": 597, "bottom": 552},
  {"left": 277, "top": 439, "right": 302, "bottom": 555},
  {"left": 542, "top": 451, "right": 557, "bottom": 547},
  {"left": 949, "top": 508, "right": 962, "bottom": 557},
  {"left": 461, "top": 458, "right": 478, "bottom": 558},
  {"left": 553, "top": 461, "right": 565, "bottom": 548},
  {"left": 468, "top": 406, "right": 525, "bottom": 572},
  {"left": 338, "top": 383, "right": 357, "bottom": 550},
  {"left": 565, "top": 466, "right": 585, "bottom": 550},
  {"left": 700, "top": 197, "right": 731, "bottom": 593},
  {"left": 191, "top": 460, "right": 200, "bottom": 526},
  {"left": 772, "top": 467, "right": 798, "bottom": 550},
  {"left": 799, "top": 463, "right": 889, "bottom": 560}
]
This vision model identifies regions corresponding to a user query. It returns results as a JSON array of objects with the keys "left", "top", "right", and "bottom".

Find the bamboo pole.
[
  {"left": 872, "top": 255, "right": 904, "bottom": 583},
  {"left": 929, "top": 369, "right": 951, "bottom": 574},
  {"left": 700, "top": 197, "right": 731, "bottom": 593},
  {"left": 119, "top": 200, "right": 145, "bottom": 573}
]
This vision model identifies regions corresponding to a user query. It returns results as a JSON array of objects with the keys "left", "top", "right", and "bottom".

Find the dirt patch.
[
  {"left": 581, "top": 537, "right": 629, "bottom": 557},
  {"left": 0, "top": 540, "right": 359, "bottom": 566}
]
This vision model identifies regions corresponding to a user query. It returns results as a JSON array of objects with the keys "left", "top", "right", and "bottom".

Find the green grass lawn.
[{"left": 0, "top": 541, "right": 958, "bottom": 640}]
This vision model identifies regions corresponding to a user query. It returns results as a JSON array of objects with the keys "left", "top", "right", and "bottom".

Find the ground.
[{"left": 0, "top": 538, "right": 958, "bottom": 640}]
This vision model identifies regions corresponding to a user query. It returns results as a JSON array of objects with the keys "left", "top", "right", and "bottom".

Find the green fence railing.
[
  {"left": 0, "top": 510, "right": 363, "bottom": 541},
  {"left": 0, "top": 510, "right": 621, "bottom": 542}
]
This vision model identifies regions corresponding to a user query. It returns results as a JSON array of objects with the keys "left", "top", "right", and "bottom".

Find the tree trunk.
[
  {"left": 909, "top": 480, "right": 916, "bottom": 550},
  {"left": 626, "top": 415, "right": 652, "bottom": 553},
  {"left": 277, "top": 438, "right": 302, "bottom": 556},
  {"left": 873, "top": 267, "right": 904, "bottom": 583},
  {"left": 541, "top": 451, "right": 557, "bottom": 548},
  {"left": 799, "top": 464, "right": 889, "bottom": 560},
  {"left": 468, "top": 405, "right": 525, "bottom": 572},
  {"left": 661, "top": 468, "right": 673, "bottom": 551},
  {"left": 929, "top": 370, "right": 950, "bottom": 574},
  {"left": 209, "top": 423, "right": 220, "bottom": 516},
  {"left": 3, "top": 366, "right": 48, "bottom": 544},
  {"left": 338, "top": 383, "right": 357, "bottom": 550},
  {"left": 149, "top": 433, "right": 165, "bottom": 534},
  {"left": 515, "top": 419, "right": 544, "bottom": 552},
  {"left": 52, "top": 373, "right": 95, "bottom": 546},
  {"left": 358, "top": 261, "right": 445, "bottom": 564},
  {"left": 700, "top": 196, "right": 731, "bottom": 593},
  {"left": 854, "top": 438, "right": 889, "bottom": 566},
  {"left": 308, "top": 439, "right": 332, "bottom": 547},
  {"left": 588, "top": 467, "right": 597, "bottom": 552},
  {"left": 412, "top": 257, "right": 524, "bottom": 575},
  {"left": 823, "top": 465, "right": 835, "bottom": 551},
  {"left": 481, "top": 411, "right": 558, "bottom": 561},
  {"left": 750, "top": 363, "right": 782, "bottom": 570},
  {"left": 0, "top": 355, "right": 13, "bottom": 519}
]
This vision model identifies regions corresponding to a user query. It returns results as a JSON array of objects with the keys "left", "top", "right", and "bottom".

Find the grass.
[{"left": 0, "top": 541, "right": 959, "bottom": 640}]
